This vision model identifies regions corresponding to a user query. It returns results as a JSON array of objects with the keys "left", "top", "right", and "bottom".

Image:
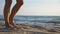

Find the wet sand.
[{"left": 0, "top": 22, "right": 60, "bottom": 34}]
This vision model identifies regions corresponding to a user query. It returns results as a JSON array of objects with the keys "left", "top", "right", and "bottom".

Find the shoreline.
[{"left": 0, "top": 22, "right": 60, "bottom": 34}]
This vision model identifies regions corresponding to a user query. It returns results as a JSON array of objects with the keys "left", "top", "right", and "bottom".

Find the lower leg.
[
  {"left": 4, "top": 5, "right": 11, "bottom": 28},
  {"left": 9, "top": 0, "right": 23, "bottom": 28},
  {"left": 3, "top": 0, "right": 12, "bottom": 28}
]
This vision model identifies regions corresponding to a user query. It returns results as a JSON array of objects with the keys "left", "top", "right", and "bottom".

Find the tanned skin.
[{"left": 4, "top": 0, "right": 23, "bottom": 29}]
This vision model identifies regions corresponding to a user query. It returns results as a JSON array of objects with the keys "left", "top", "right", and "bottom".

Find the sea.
[{"left": 0, "top": 15, "right": 60, "bottom": 27}]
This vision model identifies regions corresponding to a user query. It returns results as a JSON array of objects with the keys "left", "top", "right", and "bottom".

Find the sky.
[{"left": 0, "top": 0, "right": 60, "bottom": 16}]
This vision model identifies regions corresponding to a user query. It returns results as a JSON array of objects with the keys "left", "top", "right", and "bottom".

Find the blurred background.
[
  {"left": 0, "top": 0, "right": 60, "bottom": 16},
  {"left": 0, "top": 0, "right": 60, "bottom": 26}
]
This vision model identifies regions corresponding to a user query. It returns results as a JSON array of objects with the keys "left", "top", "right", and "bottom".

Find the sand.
[{"left": 0, "top": 23, "right": 60, "bottom": 34}]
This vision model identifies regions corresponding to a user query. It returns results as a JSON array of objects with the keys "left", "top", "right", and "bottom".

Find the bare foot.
[
  {"left": 5, "top": 22, "right": 11, "bottom": 28},
  {"left": 9, "top": 24, "right": 18, "bottom": 30}
]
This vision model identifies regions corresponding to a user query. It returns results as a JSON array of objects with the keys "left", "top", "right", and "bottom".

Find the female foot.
[{"left": 9, "top": 24, "right": 17, "bottom": 30}]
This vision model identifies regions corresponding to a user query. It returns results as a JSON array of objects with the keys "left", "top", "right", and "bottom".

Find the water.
[
  {"left": 14, "top": 16, "right": 60, "bottom": 22},
  {"left": 0, "top": 15, "right": 60, "bottom": 26}
]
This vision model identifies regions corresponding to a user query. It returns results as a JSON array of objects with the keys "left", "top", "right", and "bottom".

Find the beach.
[{"left": 0, "top": 22, "right": 60, "bottom": 34}]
